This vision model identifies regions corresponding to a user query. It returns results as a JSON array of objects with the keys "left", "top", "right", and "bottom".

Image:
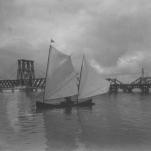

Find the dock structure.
[
  {"left": 0, "top": 59, "right": 45, "bottom": 91},
  {"left": 107, "top": 68, "right": 151, "bottom": 94}
]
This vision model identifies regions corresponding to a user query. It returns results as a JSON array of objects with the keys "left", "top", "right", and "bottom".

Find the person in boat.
[{"left": 65, "top": 96, "right": 72, "bottom": 105}]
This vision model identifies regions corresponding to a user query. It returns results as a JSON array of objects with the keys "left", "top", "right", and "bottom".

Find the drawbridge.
[{"left": 107, "top": 68, "right": 151, "bottom": 93}]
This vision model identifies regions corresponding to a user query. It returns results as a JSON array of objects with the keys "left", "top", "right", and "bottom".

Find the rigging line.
[
  {"left": 77, "top": 55, "right": 85, "bottom": 104},
  {"left": 43, "top": 43, "right": 53, "bottom": 103}
]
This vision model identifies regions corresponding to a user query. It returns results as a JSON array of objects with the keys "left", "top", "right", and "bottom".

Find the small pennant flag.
[{"left": 51, "top": 39, "right": 55, "bottom": 43}]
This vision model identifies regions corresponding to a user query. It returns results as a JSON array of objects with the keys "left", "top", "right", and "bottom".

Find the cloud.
[
  {"left": 117, "top": 51, "right": 144, "bottom": 68},
  {"left": 0, "top": 0, "right": 151, "bottom": 79}
]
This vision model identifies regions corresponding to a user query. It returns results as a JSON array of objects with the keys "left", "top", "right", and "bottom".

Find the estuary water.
[{"left": 0, "top": 91, "right": 151, "bottom": 151}]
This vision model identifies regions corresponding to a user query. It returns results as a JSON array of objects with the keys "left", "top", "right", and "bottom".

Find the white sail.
[
  {"left": 47, "top": 76, "right": 77, "bottom": 100},
  {"left": 44, "top": 47, "right": 77, "bottom": 101},
  {"left": 78, "top": 56, "right": 109, "bottom": 99}
]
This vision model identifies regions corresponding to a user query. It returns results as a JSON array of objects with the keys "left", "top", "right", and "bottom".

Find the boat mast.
[
  {"left": 43, "top": 40, "right": 54, "bottom": 103},
  {"left": 77, "top": 55, "right": 85, "bottom": 104}
]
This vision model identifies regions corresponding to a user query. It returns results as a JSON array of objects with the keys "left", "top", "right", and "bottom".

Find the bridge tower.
[
  {"left": 17, "top": 59, "right": 35, "bottom": 86},
  {"left": 140, "top": 67, "right": 145, "bottom": 84},
  {"left": 141, "top": 67, "right": 144, "bottom": 78},
  {"left": 140, "top": 67, "right": 149, "bottom": 93}
]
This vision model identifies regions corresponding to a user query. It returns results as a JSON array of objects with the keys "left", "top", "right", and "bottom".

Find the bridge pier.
[
  {"left": 33, "top": 88, "right": 38, "bottom": 92},
  {"left": 141, "top": 86, "right": 149, "bottom": 94},
  {"left": 109, "top": 85, "right": 118, "bottom": 93},
  {"left": 11, "top": 88, "right": 15, "bottom": 93},
  {"left": 123, "top": 88, "right": 132, "bottom": 93}
]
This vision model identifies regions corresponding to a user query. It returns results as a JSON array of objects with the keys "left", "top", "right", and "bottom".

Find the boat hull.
[{"left": 36, "top": 99, "right": 95, "bottom": 110}]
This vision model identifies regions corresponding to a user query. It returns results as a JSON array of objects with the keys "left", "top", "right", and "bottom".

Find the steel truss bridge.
[
  {"left": 2, "top": 59, "right": 151, "bottom": 94},
  {"left": 0, "top": 59, "right": 45, "bottom": 91},
  {"left": 106, "top": 77, "right": 151, "bottom": 93},
  {"left": 0, "top": 78, "right": 45, "bottom": 90}
]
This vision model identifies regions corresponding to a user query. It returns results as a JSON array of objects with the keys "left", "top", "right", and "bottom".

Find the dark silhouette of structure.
[
  {"left": 0, "top": 59, "right": 45, "bottom": 91},
  {"left": 17, "top": 59, "right": 35, "bottom": 86},
  {"left": 107, "top": 67, "right": 151, "bottom": 94},
  {"left": 0, "top": 60, "right": 151, "bottom": 94},
  {"left": 17, "top": 59, "right": 35, "bottom": 80}
]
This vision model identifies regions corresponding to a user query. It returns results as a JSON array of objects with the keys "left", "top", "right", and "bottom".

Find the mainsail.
[
  {"left": 44, "top": 47, "right": 77, "bottom": 101},
  {"left": 78, "top": 56, "right": 109, "bottom": 99}
]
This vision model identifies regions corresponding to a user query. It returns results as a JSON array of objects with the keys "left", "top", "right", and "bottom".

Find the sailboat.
[{"left": 36, "top": 44, "right": 109, "bottom": 109}]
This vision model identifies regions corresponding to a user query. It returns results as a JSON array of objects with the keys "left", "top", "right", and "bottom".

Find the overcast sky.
[{"left": 0, "top": 0, "right": 151, "bottom": 81}]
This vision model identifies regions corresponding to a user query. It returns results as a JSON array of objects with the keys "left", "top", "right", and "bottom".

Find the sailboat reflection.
[
  {"left": 63, "top": 106, "right": 93, "bottom": 115},
  {"left": 42, "top": 107, "right": 92, "bottom": 151}
]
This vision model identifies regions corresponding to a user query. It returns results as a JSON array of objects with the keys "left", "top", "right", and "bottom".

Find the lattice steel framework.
[{"left": 17, "top": 59, "right": 35, "bottom": 80}]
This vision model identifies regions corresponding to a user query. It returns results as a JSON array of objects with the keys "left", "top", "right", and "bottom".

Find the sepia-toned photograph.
[{"left": 0, "top": 0, "right": 151, "bottom": 151}]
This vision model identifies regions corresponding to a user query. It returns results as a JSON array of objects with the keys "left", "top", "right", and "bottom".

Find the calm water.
[{"left": 0, "top": 91, "right": 151, "bottom": 151}]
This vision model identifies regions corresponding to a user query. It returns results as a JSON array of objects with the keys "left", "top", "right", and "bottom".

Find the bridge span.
[
  {"left": 0, "top": 59, "right": 45, "bottom": 91},
  {"left": 0, "top": 78, "right": 45, "bottom": 91},
  {"left": 106, "top": 76, "right": 151, "bottom": 94}
]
